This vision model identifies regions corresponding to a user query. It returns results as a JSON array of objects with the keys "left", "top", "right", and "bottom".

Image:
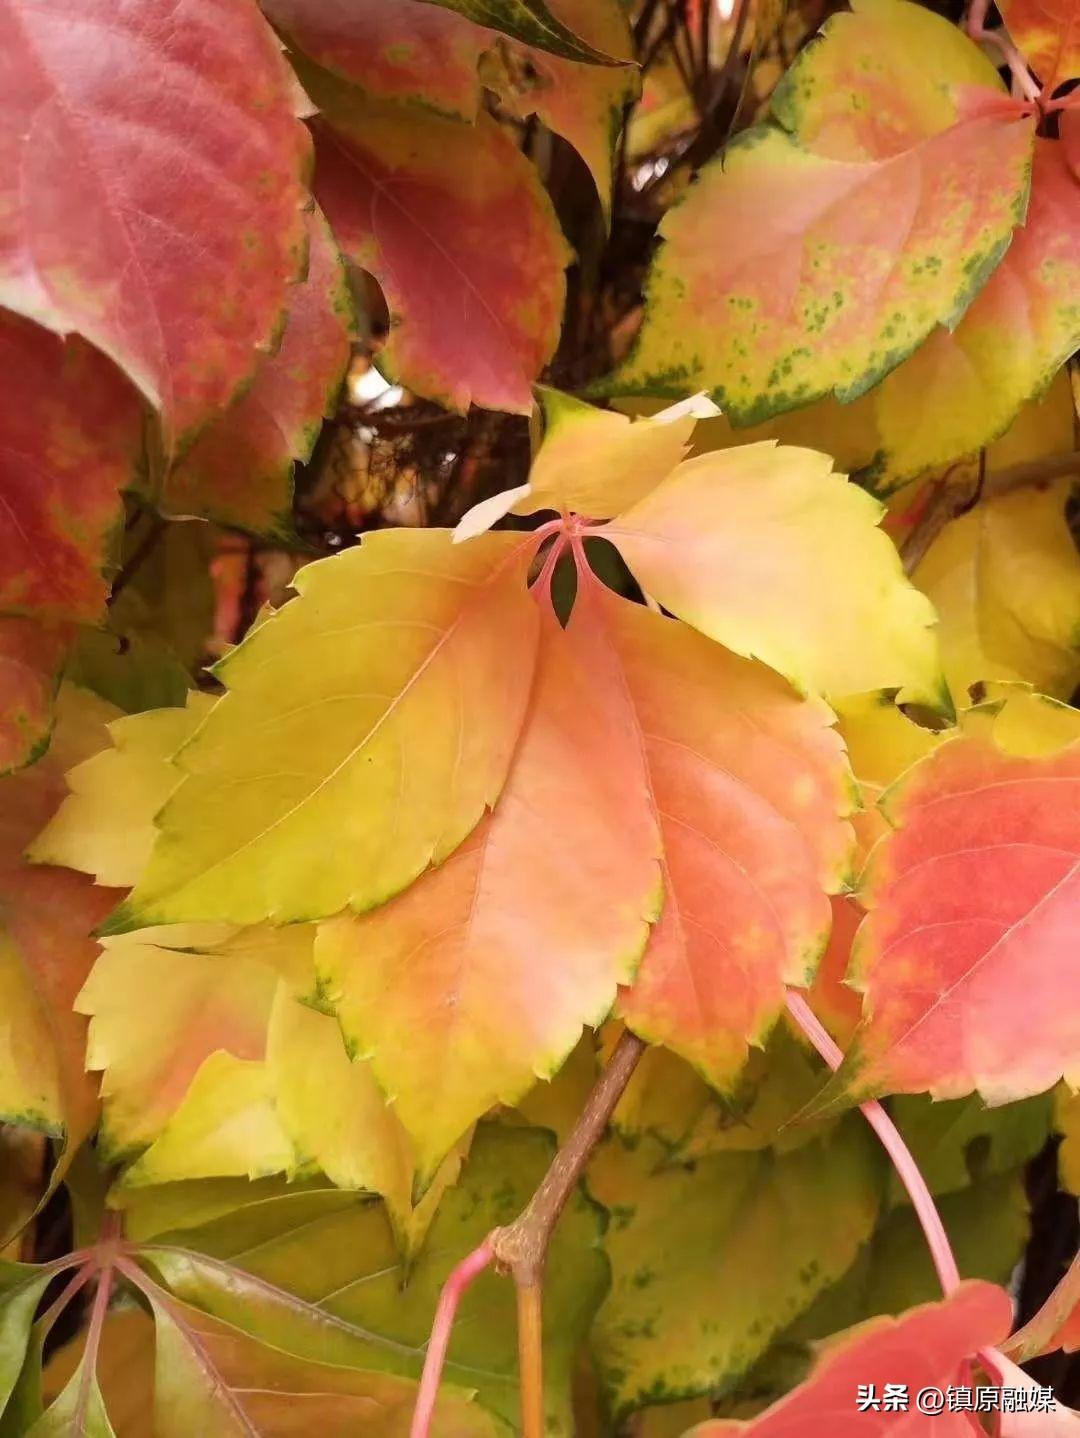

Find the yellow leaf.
[
  {"left": 104, "top": 530, "right": 541, "bottom": 930},
  {"left": 915, "top": 481, "right": 1080, "bottom": 706},
  {"left": 29, "top": 694, "right": 214, "bottom": 887},
  {"left": 603, "top": 443, "right": 944, "bottom": 704}
]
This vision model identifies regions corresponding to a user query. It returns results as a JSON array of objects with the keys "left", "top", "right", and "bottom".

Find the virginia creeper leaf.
[
  {"left": 414, "top": 0, "right": 616, "bottom": 60},
  {"left": 687, "top": 1282, "right": 1013, "bottom": 1437},
  {"left": 147, "top": 1292, "right": 501, "bottom": 1438},
  {"left": 31, "top": 695, "right": 215, "bottom": 887},
  {"left": 307, "top": 63, "right": 570, "bottom": 414},
  {"left": 164, "top": 208, "right": 353, "bottom": 536},
  {"left": 770, "top": 0, "right": 1008, "bottom": 158},
  {"left": 0, "top": 313, "right": 141, "bottom": 623},
  {"left": 265, "top": 0, "right": 493, "bottom": 119},
  {"left": 831, "top": 688, "right": 1080, "bottom": 1107},
  {"left": 266, "top": 989, "right": 471, "bottom": 1256},
  {"left": 915, "top": 479, "right": 1080, "bottom": 705},
  {"left": 122, "top": 1052, "right": 300, "bottom": 1188},
  {"left": 0, "top": 1264, "right": 54, "bottom": 1416},
  {"left": 870, "top": 137, "right": 1080, "bottom": 483},
  {"left": 588, "top": 1120, "right": 882, "bottom": 1416},
  {"left": 998, "top": 0, "right": 1080, "bottom": 92},
  {"left": 833, "top": 692, "right": 944, "bottom": 860},
  {"left": 76, "top": 925, "right": 308, "bottom": 1162},
  {"left": 0, "top": 686, "right": 119, "bottom": 1149},
  {"left": 782, "top": 1171, "right": 1029, "bottom": 1347},
  {"left": 455, "top": 391, "right": 701, "bottom": 539},
  {"left": 0, "top": 0, "right": 311, "bottom": 448},
  {"left": 268, "top": 0, "right": 636, "bottom": 216},
  {"left": 572, "top": 583, "right": 853, "bottom": 1090},
  {"left": 25, "top": 1353, "right": 114, "bottom": 1438},
  {"left": 105, "top": 529, "right": 540, "bottom": 930},
  {"left": 0, "top": 619, "right": 70, "bottom": 776},
  {"left": 316, "top": 599, "right": 663, "bottom": 1180},
  {"left": 602, "top": 443, "right": 943, "bottom": 704},
  {"left": 610, "top": 111, "right": 1033, "bottom": 425},
  {"left": 138, "top": 1123, "right": 607, "bottom": 1435},
  {"left": 888, "top": 1091, "right": 1053, "bottom": 1203}
]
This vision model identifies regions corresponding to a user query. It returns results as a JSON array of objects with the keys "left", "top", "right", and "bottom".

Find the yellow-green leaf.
[
  {"left": 603, "top": 443, "right": 943, "bottom": 703},
  {"left": 104, "top": 530, "right": 540, "bottom": 931}
]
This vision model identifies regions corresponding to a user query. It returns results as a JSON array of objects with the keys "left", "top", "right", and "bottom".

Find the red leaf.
[
  {"left": 837, "top": 695, "right": 1080, "bottom": 1106},
  {"left": 0, "top": 0, "right": 311, "bottom": 448},
  {"left": 309, "top": 66, "right": 570, "bottom": 414},
  {"left": 165, "top": 208, "right": 353, "bottom": 535},
  {"left": 0, "top": 617, "right": 71, "bottom": 775},
  {"left": 998, "top": 0, "right": 1080, "bottom": 93},
  {"left": 264, "top": 0, "right": 492, "bottom": 119},
  {"left": 988, "top": 1352, "right": 1080, "bottom": 1433},
  {"left": 690, "top": 1282, "right": 1012, "bottom": 1437},
  {"left": 0, "top": 312, "right": 141, "bottom": 622}
]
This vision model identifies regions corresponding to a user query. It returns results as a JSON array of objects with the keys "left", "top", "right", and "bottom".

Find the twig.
[
  {"left": 490, "top": 1030, "right": 646, "bottom": 1435},
  {"left": 408, "top": 1031, "right": 646, "bottom": 1438},
  {"left": 786, "top": 993, "right": 960, "bottom": 1294}
]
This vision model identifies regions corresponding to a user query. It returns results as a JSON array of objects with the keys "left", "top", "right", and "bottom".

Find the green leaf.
[
  {"left": 25, "top": 1356, "right": 115, "bottom": 1438},
  {"left": 0, "top": 1263, "right": 55, "bottom": 1419},
  {"left": 888, "top": 1091, "right": 1054, "bottom": 1205},
  {"left": 136, "top": 1124, "right": 607, "bottom": 1436},
  {"left": 416, "top": 0, "right": 618, "bottom": 61},
  {"left": 588, "top": 1118, "right": 883, "bottom": 1417}
]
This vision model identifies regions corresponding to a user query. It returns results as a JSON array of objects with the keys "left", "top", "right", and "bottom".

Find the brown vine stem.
[
  {"left": 489, "top": 1029, "right": 646, "bottom": 1438},
  {"left": 409, "top": 1030, "right": 646, "bottom": 1438},
  {"left": 899, "top": 448, "right": 1080, "bottom": 578}
]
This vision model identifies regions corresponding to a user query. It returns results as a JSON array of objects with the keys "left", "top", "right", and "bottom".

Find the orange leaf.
[
  {"left": 1004, "top": 1251, "right": 1080, "bottom": 1361},
  {"left": 316, "top": 597, "right": 663, "bottom": 1180},
  {"left": 1, "top": 687, "right": 120, "bottom": 1149},
  {"left": 688, "top": 1282, "right": 1012, "bottom": 1436},
  {"left": 0, "top": 313, "right": 141, "bottom": 622},
  {"left": 0, "top": 0, "right": 311, "bottom": 448},
  {"left": 998, "top": 0, "right": 1080, "bottom": 93},
  {"left": 308, "top": 65, "right": 570, "bottom": 414},
  {"left": 164, "top": 207, "right": 353, "bottom": 535},
  {"left": 836, "top": 691, "right": 1080, "bottom": 1107},
  {"left": 584, "top": 583, "right": 854, "bottom": 1089}
]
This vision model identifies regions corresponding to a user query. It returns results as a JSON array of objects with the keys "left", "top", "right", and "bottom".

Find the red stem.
[
  {"left": 785, "top": 992, "right": 961, "bottom": 1295},
  {"left": 408, "top": 1238, "right": 496, "bottom": 1438}
]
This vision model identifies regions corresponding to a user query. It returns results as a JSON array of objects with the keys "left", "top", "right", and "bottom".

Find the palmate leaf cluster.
[{"left": 0, "top": 0, "right": 1079, "bottom": 1433}]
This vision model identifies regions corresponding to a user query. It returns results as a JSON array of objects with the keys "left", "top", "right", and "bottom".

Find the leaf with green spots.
[
  {"left": 588, "top": 1118, "right": 882, "bottom": 1417},
  {"left": 135, "top": 1123, "right": 608, "bottom": 1436},
  {"left": 609, "top": 110, "right": 1033, "bottom": 425},
  {"left": 164, "top": 208, "right": 353, "bottom": 537}
]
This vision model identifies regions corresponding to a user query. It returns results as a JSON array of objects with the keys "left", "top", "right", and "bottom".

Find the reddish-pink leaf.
[
  {"left": 689, "top": 1282, "right": 1012, "bottom": 1437},
  {"left": 0, "top": 312, "right": 141, "bottom": 622},
  {"left": 308, "top": 65, "right": 570, "bottom": 414},
  {"left": 998, "top": 0, "right": 1080, "bottom": 93},
  {"left": 316, "top": 598, "right": 663, "bottom": 1180},
  {"left": 165, "top": 208, "right": 353, "bottom": 535},
  {"left": 0, "top": 0, "right": 311, "bottom": 448},
  {"left": 264, "top": 0, "right": 492, "bottom": 119},
  {"left": 837, "top": 695, "right": 1080, "bottom": 1107},
  {"left": 0, "top": 617, "right": 71, "bottom": 775},
  {"left": 578, "top": 583, "right": 854, "bottom": 1089}
]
